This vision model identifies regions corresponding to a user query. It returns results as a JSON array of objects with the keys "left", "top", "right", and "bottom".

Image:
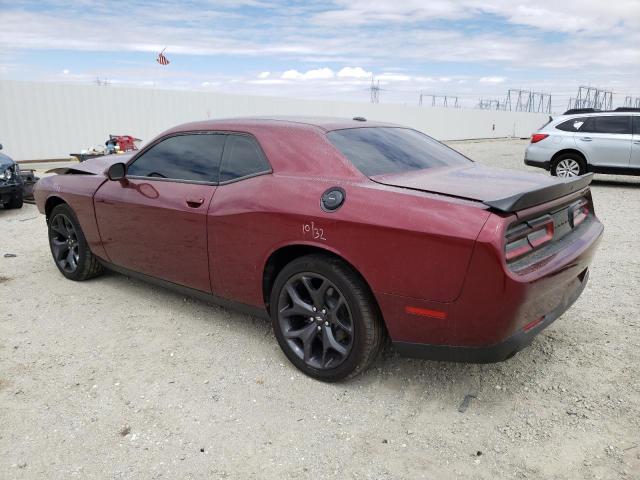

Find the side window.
[
  {"left": 556, "top": 118, "right": 587, "bottom": 132},
  {"left": 592, "top": 116, "right": 631, "bottom": 135},
  {"left": 127, "top": 133, "right": 225, "bottom": 182},
  {"left": 634, "top": 116, "right": 640, "bottom": 135},
  {"left": 219, "top": 134, "right": 270, "bottom": 183}
]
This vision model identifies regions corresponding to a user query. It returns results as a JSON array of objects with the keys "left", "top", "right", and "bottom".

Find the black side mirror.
[
  {"left": 107, "top": 162, "right": 127, "bottom": 181},
  {"left": 0, "top": 143, "right": 3, "bottom": 150}
]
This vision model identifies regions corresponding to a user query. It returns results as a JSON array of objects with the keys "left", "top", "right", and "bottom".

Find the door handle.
[
  {"left": 186, "top": 197, "right": 205, "bottom": 208},
  {"left": 579, "top": 137, "right": 592, "bottom": 142},
  {"left": 633, "top": 140, "right": 640, "bottom": 144}
]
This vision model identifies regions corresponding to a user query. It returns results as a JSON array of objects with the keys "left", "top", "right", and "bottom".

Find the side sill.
[{"left": 98, "top": 260, "right": 269, "bottom": 320}]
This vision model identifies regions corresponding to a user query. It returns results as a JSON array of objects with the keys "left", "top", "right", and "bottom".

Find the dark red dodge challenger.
[{"left": 34, "top": 117, "right": 603, "bottom": 381}]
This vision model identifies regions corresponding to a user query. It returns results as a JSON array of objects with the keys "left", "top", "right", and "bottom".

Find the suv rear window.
[{"left": 327, "top": 127, "right": 470, "bottom": 176}]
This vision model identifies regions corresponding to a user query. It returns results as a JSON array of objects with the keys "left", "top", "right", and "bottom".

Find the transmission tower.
[
  {"left": 369, "top": 77, "right": 381, "bottom": 104},
  {"left": 570, "top": 86, "right": 613, "bottom": 110},
  {"left": 623, "top": 96, "right": 640, "bottom": 108},
  {"left": 419, "top": 93, "right": 459, "bottom": 108},
  {"left": 477, "top": 99, "right": 501, "bottom": 110}
]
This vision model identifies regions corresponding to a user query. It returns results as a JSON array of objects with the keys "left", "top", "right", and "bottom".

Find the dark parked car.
[
  {"left": 34, "top": 117, "right": 603, "bottom": 381},
  {"left": 0, "top": 144, "right": 24, "bottom": 209}
]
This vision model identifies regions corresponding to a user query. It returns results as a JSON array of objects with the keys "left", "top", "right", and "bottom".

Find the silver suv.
[{"left": 525, "top": 109, "right": 640, "bottom": 177}]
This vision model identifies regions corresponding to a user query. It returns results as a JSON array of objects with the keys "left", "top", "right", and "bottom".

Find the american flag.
[{"left": 157, "top": 48, "right": 170, "bottom": 66}]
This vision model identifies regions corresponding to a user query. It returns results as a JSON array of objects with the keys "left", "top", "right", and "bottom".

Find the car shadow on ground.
[{"left": 98, "top": 268, "right": 551, "bottom": 397}]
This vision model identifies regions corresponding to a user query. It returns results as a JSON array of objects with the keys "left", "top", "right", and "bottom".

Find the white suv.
[{"left": 525, "top": 109, "right": 640, "bottom": 177}]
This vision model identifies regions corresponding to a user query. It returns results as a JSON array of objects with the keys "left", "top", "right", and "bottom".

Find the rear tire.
[
  {"left": 48, "top": 204, "right": 104, "bottom": 281},
  {"left": 3, "top": 190, "right": 23, "bottom": 209},
  {"left": 551, "top": 154, "right": 586, "bottom": 178},
  {"left": 270, "top": 254, "right": 384, "bottom": 382}
]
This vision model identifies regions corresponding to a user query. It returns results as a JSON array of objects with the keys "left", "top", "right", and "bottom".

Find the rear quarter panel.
[{"left": 207, "top": 174, "right": 491, "bottom": 308}]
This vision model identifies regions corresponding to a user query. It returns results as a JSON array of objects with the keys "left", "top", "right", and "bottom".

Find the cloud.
[
  {"left": 479, "top": 76, "right": 506, "bottom": 84},
  {"left": 337, "top": 66, "right": 372, "bottom": 79},
  {"left": 377, "top": 73, "right": 411, "bottom": 82},
  {"left": 257, "top": 71, "right": 270, "bottom": 79},
  {"left": 281, "top": 68, "right": 335, "bottom": 80}
]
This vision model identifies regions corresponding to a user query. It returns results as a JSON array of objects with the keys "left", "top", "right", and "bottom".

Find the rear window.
[{"left": 327, "top": 127, "right": 470, "bottom": 176}]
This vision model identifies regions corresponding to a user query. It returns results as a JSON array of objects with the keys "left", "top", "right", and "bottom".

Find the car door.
[
  {"left": 577, "top": 115, "right": 632, "bottom": 167},
  {"left": 632, "top": 116, "right": 640, "bottom": 167},
  {"left": 206, "top": 133, "right": 273, "bottom": 304},
  {"left": 94, "top": 132, "right": 225, "bottom": 292}
]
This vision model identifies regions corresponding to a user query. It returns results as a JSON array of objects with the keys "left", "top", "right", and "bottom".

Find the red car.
[{"left": 34, "top": 117, "right": 603, "bottom": 381}]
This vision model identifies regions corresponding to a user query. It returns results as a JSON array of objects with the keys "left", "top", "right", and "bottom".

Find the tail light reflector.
[
  {"left": 569, "top": 198, "right": 589, "bottom": 227},
  {"left": 530, "top": 133, "right": 549, "bottom": 143},
  {"left": 505, "top": 214, "right": 554, "bottom": 261}
]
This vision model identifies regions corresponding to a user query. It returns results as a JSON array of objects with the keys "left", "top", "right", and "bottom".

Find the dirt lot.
[{"left": 1, "top": 139, "right": 639, "bottom": 479}]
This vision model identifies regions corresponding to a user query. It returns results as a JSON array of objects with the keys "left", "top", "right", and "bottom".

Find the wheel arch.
[
  {"left": 551, "top": 149, "right": 587, "bottom": 165},
  {"left": 45, "top": 195, "right": 68, "bottom": 222},
  {"left": 262, "top": 243, "right": 379, "bottom": 317}
]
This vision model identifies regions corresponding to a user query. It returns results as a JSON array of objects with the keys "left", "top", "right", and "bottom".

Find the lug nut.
[
  {"left": 317, "top": 326, "right": 321, "bottom": 331},
  {"left": 321, "top": 309, "right": 326, "bottom": 314},
  {"left": 324, "top": 321, "right": 329, "bottom": 326},
  {"left": 312, "top": 306, "right": 317, "bottom": 312}
]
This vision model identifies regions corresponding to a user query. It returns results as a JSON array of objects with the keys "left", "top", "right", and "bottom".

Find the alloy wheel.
[
  {"left": 277, "top": 273, "right": 354, "bottom": 370},
  {"left": 49, "top": 214, "right": 80, "bottom": 273},
  {"left": 556, "top": 158, "right": 581, "bottom": 178}
]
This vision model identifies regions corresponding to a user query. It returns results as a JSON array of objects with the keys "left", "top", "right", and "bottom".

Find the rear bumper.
[
  {"left": 393, "top": 268, "right": 589, "bottom": 363},
  {"left": 524, "top": 158, "right": 550, "bottom": 170}
]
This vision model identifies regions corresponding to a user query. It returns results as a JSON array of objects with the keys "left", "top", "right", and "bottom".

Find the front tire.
[
  {"left": 48, "top": 204, "right": 104, "bottom": 281},
  {"left": 551, "top": 154, "right": 586, "bottom": 178},
  {"left": 270, "top": 254, "right": 384, "bottom": 382}
]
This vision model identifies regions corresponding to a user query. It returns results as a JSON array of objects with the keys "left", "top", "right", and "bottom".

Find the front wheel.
[
  {"left": 551, "top": 154, "right": 586, "bottom": 178},
  {"left": 48, "top": 204, "right": 104, "bottom": 281},
  {"left": 270, "top": 254, "right": 384, "bottom": 382}
]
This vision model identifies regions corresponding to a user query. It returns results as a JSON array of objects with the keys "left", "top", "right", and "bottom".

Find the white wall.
[{"left": 0, "top": 80, "right": 548, "bottom": 161}]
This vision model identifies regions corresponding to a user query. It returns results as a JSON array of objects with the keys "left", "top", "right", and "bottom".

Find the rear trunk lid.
[{"left": 371, "top": 164, "right": 593, "bottom": 213}]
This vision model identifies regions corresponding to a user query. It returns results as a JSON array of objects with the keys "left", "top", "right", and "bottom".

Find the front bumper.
[
  {"left": 393, "top": 268, "right": 589, "bottom": 363},
  {"left": 0, "top": 182, "right": 22, "bottom": 203}
]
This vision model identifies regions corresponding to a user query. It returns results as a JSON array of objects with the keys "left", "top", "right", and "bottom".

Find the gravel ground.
[{"left": 1, "top": 139, "right": 639, "bottom": 479}]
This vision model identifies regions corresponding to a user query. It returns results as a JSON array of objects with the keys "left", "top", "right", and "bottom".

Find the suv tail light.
[
  {"left": 530, "top": 133, "right": 549, "bottom": 143},
  {"left": 505, "top": 214, "right": 554, "bottom": 261},
  {"left": 569, "top": 198, "right": 589, "bottom": 227}
]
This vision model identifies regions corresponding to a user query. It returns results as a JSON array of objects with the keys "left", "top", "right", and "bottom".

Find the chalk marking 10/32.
[{"left": 302, "top": 221, "right": 326, "bottom": 241}]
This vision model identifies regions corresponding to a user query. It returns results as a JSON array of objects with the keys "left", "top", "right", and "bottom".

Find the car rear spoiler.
[{"left": 483, "top": 173, "right": 593, "bottom": 213}]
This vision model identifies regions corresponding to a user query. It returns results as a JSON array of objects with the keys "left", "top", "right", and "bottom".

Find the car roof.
[
  {"left": 554, "top": 111, "right": 639, "bottom": 121},
  {"left": 164, "top": 116, "right": 400, "bottom": 135}
]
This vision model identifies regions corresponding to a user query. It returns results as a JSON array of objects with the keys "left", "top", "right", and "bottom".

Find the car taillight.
[
  {"left": 569, "top": 198, "right": 589, "bottom": 227},
  {"left": 530, "top": 133, "right": 549, "bottom": 143},
  {"left": 505, "top": 214, "right": 554, "bottom": 261}
]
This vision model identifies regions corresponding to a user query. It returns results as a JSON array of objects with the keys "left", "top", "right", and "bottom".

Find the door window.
[
  {"left": 633, "top": 116, "right": 640, "bottom": 135},
  {"left": 219, "top": 134, "right": 271, "bottom": 183},
  {"left": 581, "top": 116, "right": 631, "bottom": 135},
  {"left": 127, "top": 133, "right": 225, "bottom": 182}
]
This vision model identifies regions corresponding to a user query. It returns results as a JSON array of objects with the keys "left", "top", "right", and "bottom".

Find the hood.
[
  {"left": 46, "top": 153, "right": 134, "bottom": 175},
  {"left": 372, "top": 163, "right": 592, "bottom": 212},
  {"left": 0, "top": 152, "right": 15, "bottom": 169}
]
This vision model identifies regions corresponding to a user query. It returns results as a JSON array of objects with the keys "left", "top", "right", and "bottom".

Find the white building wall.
[{"left": 0, "top": 80, "right": 548, "bottom": 161}]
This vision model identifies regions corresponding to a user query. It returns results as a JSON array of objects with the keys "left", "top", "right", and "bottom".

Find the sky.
[{"left": 1, "top": 0, "right": 639, "bottom": 111}]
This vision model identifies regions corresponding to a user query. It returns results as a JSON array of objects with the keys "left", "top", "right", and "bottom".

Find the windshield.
[{"left": 327, "top": 127, "right": 471, "bottom": 177}]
